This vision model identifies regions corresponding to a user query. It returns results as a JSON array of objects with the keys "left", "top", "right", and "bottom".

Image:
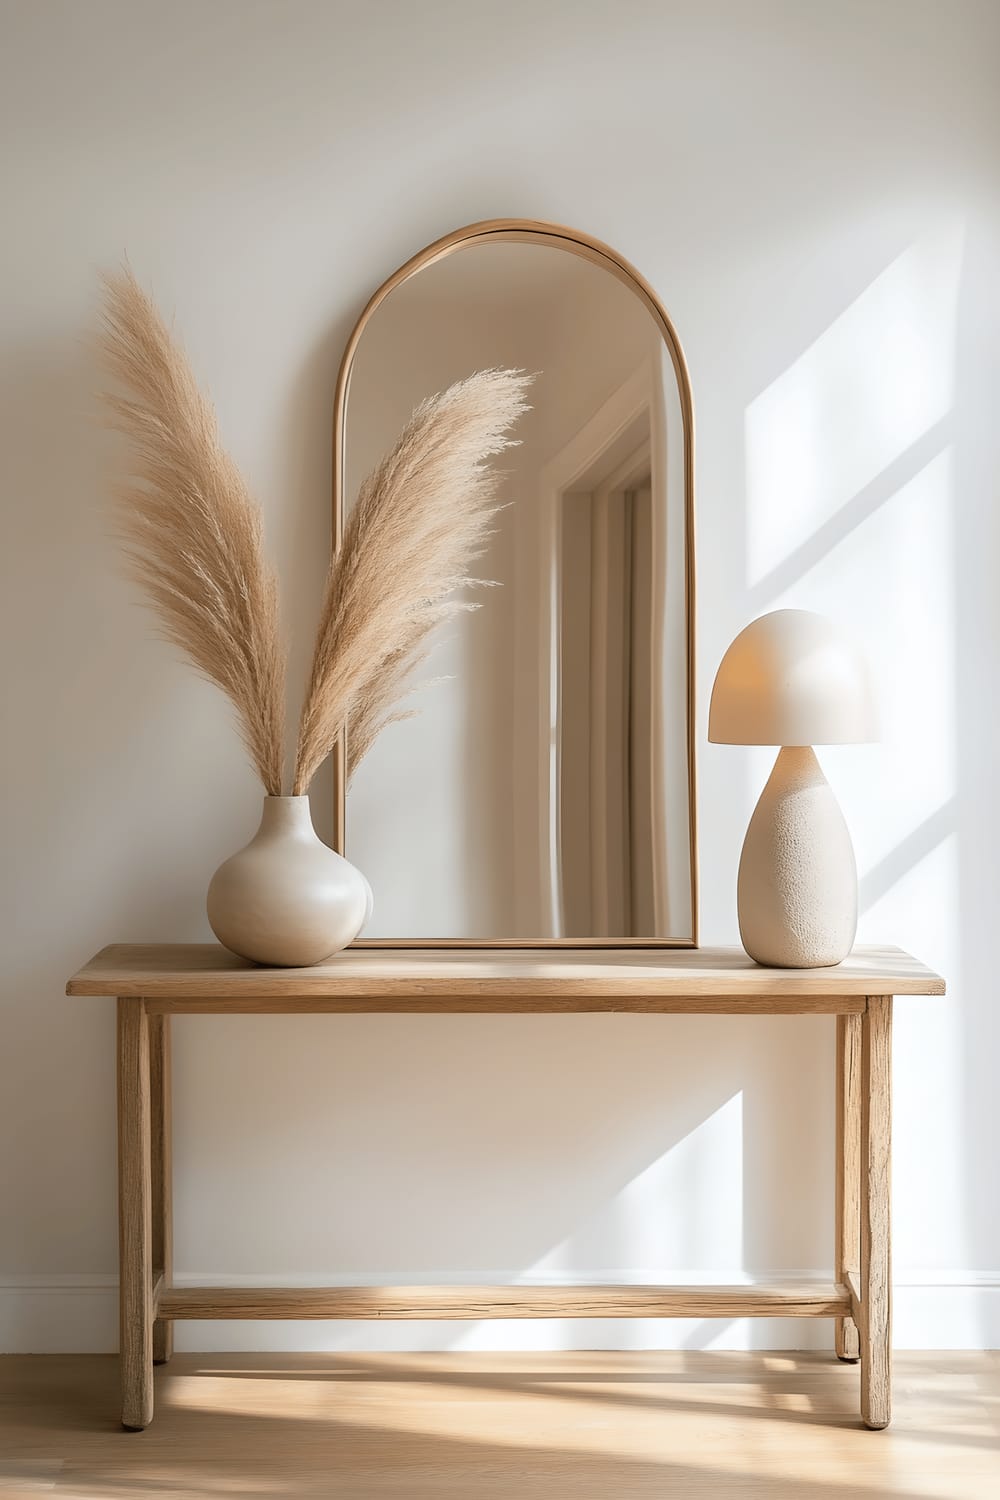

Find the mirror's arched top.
[
  {"left": 333, "top": 219, "right": 698, "bottom": 947},
  {"left": 334, "top": 221, "right": 696, "bottom": 550}
]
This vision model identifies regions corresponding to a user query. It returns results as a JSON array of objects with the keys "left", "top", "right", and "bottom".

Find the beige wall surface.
[{"left": 1, "top": 0, "right": 998, "bottom": 1351}]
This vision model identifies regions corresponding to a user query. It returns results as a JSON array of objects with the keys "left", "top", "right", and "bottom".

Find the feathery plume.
[
  {"left": 294, "top": 369, "right": 532, "bottom": 794},
  {"left": 101, "top": 269, "right": 286, "bottom": 794}
]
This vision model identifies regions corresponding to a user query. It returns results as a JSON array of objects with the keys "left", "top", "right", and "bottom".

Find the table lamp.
[{"left": 708, "top": 608, "right": 876, "bottom": 968}]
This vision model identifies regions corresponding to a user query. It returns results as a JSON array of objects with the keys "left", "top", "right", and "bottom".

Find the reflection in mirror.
[{"left": 341, "top": 235, "right": 694, "bottom": 944}]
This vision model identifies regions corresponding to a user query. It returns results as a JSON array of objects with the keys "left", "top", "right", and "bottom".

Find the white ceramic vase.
[
  {"left": 737, "top": 746, "right": 857, "bottom": 968},
  {"left": 207, "top": 796, "right": 372, "bottom": 967}
]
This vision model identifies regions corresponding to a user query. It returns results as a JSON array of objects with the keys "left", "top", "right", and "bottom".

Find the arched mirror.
[{"left": 333, "top": 221, "right": 697, "bottom": 946}]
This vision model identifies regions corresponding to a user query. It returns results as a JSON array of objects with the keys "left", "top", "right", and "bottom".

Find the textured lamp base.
[{"left": 738, "top": 746, "right": 857, "bottom": 968}]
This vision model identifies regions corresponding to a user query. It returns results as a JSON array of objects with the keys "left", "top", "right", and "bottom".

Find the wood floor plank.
[{"left": 0, "top": 1352, "right": 997, "bottom": 1499}]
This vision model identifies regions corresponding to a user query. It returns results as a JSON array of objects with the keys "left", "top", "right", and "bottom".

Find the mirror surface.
[{"left": 340, "top": 231, "right": 694, "bottom": 943}]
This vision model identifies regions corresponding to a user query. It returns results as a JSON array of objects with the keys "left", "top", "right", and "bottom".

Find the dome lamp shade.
[{"left": 708, "top": 609, "right": 876, "bottom": 748}]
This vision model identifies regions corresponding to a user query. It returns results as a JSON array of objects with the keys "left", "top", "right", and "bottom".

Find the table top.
[{"left": 65, "top": 943, "right": 944, "bottom": 1014}]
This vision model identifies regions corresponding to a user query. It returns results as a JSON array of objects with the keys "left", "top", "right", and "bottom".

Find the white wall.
[{"left": 1, "top": 0, "right": 997, "bottom": 1352}]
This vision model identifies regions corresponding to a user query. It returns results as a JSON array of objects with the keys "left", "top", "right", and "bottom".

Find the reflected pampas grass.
[{"left": 293, "top": 369, "right": 533, "bottom": 793}]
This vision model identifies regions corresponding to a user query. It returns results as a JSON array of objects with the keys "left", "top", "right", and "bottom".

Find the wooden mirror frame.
[{"left": 332, "top": 219, "right": 698, "bottom": 947}]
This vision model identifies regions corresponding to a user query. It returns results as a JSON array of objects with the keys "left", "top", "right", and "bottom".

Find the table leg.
[
  {"left": 860, "top": 995, "right": 892, "bottom": 1429},
  {"left": 117, "top": 998, "right": 154, "bottom": 1430},
  {"left": 835, "top": 1013, "right": 861, "bottom": 1361},
  {"left": 150, "top": 1013, "right": 173, "bottom": 1365}
]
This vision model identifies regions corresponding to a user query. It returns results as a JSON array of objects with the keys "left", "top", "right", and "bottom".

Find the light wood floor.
[{"left": 1, "top": 1352, "right": 998, "bottom": 1499}]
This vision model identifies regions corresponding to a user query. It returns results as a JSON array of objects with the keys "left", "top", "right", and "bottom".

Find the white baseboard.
[
  {"left": 2, "top": 1271, "right": 998, "bottom": 1353},
  {"left": 0, "top": 1274, "right": 119, "bottom": 1355}
]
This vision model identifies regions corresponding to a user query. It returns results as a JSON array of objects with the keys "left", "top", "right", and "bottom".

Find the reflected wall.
[{"left": 342, "top": 239, "right": 694, "bottom": 942}]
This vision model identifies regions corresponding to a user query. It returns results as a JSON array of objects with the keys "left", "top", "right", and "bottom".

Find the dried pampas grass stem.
[
  {"left": 293, "top": 369, "right": 533, "bottom": 794},
  {"left": 101, "top": 270, "right": 286, "bottom": 795},
  {"left": 100, "top": 268, "right": 531, "bottom": 804}
]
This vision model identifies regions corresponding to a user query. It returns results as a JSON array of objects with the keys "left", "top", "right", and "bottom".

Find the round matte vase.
[
  {"left": 207, "top": 796, "right": 371, "bottom": 967},
  {"left": 737, "top": 746, "right": 857, "bottom": 968}
]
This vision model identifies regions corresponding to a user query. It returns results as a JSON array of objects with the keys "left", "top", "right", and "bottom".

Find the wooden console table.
[{"left": 66, "top": 942, "right": 943, "bottom": 1432}]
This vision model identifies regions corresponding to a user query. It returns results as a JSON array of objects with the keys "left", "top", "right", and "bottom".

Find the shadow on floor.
[{"left": 1, "top": 1352, "right": 997, "bottom": 1500}]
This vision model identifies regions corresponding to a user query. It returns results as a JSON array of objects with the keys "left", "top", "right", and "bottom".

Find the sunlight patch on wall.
[
  {"left": 744, "top": 228, "right": 962, "bottom": 587},
  {"left": 524, "top": 1091, "right": 745, "bottom": 1279},
  {"left": 755, "top": 448, "right": 955, "bottom": 880}
]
